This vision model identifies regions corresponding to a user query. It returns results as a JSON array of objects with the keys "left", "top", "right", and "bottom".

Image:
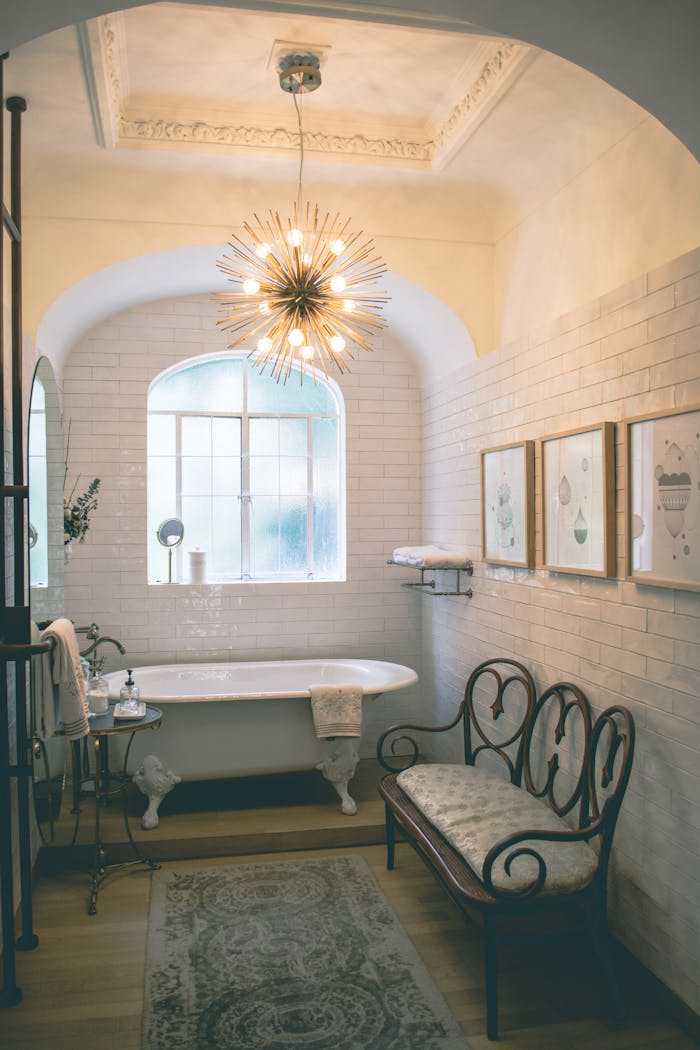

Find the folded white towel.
[
  {"left": 40, "top": 618, "right": 89, "bottom": 741},
  {"left": 392, "top": 545, "right": 470, "bottom": 569},
  {"left": 309, "top": 684, "right": 363, "bottom": 739}
]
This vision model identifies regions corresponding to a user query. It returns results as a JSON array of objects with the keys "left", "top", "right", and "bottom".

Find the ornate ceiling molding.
[
  {"left": 82, "top": 15, "right": 533, "bottom": 171},
  {"left": 117, "top": 117, "right": 433, "bottom": 166}
]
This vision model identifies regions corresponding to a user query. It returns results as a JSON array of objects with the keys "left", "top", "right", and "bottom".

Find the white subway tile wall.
[
  {"left": 62, "top": 296, "right": 423, "bottom": 751},
  {"left": 421, "top": 246, "right": 700, "bottom": 1015},
  {"left": 60, "top": 248, "right": 699, "bottom": 1016}
]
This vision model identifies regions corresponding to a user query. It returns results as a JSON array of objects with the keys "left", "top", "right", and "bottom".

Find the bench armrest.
[
  {"left": 376, "top": 711, "right": 464, "bottom": 772},
  {"left": 482, "top": 822, "right": 601, "bottom": 900}
]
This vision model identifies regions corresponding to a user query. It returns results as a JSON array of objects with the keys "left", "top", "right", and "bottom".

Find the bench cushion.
[{"left": 396, "top": 764, "right": 597, "bottom": 896}]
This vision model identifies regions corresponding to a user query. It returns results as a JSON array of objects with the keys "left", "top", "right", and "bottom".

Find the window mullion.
[
  {"left": 174, "top": 413, "right": 184, "bottom": 581},
  {"left": 307, "top": 416, "right": 314, "bottom": 577},
  {"left": 241, "top": 366, "right": 251, "bottom": 579}
]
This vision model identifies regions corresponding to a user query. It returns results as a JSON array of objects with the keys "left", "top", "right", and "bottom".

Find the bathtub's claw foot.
[
  {"left": 132, "top": 755, "right": 181, "bottom": 829},
  {"left": 317, "top": 738, "right": 360, "bottom": 816}
]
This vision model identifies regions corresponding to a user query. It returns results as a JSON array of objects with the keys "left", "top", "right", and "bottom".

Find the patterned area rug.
[{"left": 142, "top": 854, "right": 468, "bottom": 1049}]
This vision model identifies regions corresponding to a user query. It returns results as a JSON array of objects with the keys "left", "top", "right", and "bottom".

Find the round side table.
[{"left": 74, "top": 705, "right": 163, "bottom": 915}]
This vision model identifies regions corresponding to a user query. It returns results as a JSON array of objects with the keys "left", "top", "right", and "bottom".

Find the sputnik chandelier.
[{"left": 215, "top": 53, "right": 388, "bottom": 383}]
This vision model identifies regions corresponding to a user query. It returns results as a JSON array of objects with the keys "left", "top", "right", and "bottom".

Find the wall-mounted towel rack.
[{"left": 386, "top": 561, "right": 473, "bottom": 597}]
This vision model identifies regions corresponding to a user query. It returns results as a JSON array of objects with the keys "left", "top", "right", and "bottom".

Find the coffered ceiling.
[
  {"left": 80, "top": 4, "right": 533, "bottom": 171},
  {"left": 6, "top": 0, "right": 652, "bottom": 220}
]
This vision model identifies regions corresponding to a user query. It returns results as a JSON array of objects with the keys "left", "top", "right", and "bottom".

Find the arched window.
[{"left": 147, "top": 355, "right": 345, "bottom": 584}]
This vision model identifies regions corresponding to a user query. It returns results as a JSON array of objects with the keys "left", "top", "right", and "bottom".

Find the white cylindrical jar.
[{"left": 189, "top": 549, "right": 206, "bottom": 585}]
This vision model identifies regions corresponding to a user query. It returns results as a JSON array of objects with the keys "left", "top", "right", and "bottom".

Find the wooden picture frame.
[
  {"left": 480, "top": 441, "right": 535, "bottom": 568},
  {"left": 540, "top": 422, "right": 615, "bottom": 578},
  {"left": 625, "top": 404, "right": 700, "bottom": 591}
]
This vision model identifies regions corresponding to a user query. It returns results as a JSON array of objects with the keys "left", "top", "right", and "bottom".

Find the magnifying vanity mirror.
[
  {"left": 27, "top": 356, "right": 71, "bottom": 844},
  {"left": 156, "top": 517, "right": 184, "bottom": 583}
]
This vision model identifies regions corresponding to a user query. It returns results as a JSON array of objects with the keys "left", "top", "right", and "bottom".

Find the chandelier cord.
[{"left": 292, "top": 85, "right": 304, "bottom": 217}]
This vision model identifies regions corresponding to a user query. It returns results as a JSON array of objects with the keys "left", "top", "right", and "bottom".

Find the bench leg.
[
  {"left": 484, "top": 914, "right": 499, "bottom": 1040},
  {"left": 589, "top": 906, "right": 626, "bottom": 1022},
  {"left": 385, "top": 803, "right": 396, "bottom": 871}
]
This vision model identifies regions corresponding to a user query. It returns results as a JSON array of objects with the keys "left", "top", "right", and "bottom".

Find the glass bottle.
[
  {"left": 119, "top": 670, "right": 141, "bottom": 714},
  {"left": 87, "top": 671, "right": 109, "bottom": 716}
]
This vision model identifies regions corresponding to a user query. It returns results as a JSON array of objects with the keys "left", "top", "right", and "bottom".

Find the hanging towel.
[
  {"left": 39, "top": 618, "right": 89, "bottom": 741},
  {"left": 392, "top": 545, "right": 470, "bottom": 569},
  {"left": 309, "top": 684, "right": 363, "bottom": 739},
  {"left": 31, "top": 621, "right": 59, "bottom": 741}
]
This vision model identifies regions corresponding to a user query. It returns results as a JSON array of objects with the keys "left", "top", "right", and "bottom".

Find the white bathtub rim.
[{"left": 103, "top": 658, "right": 418, "bottom": 704}]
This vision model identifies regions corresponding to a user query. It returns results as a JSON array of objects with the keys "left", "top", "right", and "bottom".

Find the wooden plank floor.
[{"left": 2, "top": 763, "right": 696, "bottom": 1050}]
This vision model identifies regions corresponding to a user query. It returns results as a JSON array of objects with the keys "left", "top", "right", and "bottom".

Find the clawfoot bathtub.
[{"left": 104, "top": 659, "right": 417, "bottom": 814}]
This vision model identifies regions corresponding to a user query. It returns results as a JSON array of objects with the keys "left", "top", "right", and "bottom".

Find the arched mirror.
[{"left": 28, "top": 356, "right": 71, "bottom": 844}]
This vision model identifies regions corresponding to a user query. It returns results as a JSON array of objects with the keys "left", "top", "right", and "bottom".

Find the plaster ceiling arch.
[
  {"left": 2, "top": 1, "right": 699, "bottom": 162},
  {"left": 36, "top": 244, "right": 476, "bottom": 385}
]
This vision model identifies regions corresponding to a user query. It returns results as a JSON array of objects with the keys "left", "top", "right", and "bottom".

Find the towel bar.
[{"left": 387, "top": 562, "right": 473, "bottom": 598}]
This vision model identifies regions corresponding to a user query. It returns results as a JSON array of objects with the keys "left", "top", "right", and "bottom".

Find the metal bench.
[{"left": 377, "top": 657, "right": 635, "bottom": 1040}]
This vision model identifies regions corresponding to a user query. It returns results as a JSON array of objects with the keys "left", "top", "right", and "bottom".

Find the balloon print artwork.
[
  {"left": 481, "top": 443, "right": 534, "bottom": 567},
  {"left": 628, "top": 408, "right": 700, "bottom": 590},
  {"left": 497, "top": 482, "right": 515, "bottom": 551},
  {"left": 543, "top": 424, "right": 613, "bottom": 576}
]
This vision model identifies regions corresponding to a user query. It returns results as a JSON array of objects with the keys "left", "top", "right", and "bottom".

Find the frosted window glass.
[
  {"left": 313, "top": 417, "right": 338, "bottom": 458},
  {"left": 148, "top": 457, "right": 176, "bottom": 520},
  {"left": 182, "top": 416, "right": 211, "bottom": 456},
  {"left": 182, "top": 456, "right": 212, "bottom": 495},
  {"left": 212, "top": 416, "right": 240, "bottom": 456},
  {"left": 148, "top": 354, "right": 343, "bottom": 582},
  {"left": 250, "top": 457, "right": 279, "bottom": 495},
  {"left": 248, "top": 368, "right": 335, "bottom": 414},
  {"left": 279, "top": 497, "right": 308, "bottom": 572},
  {"left": 314, "top": 497, "right": 339, "bottom": 578},
  {"left": 280, "top": 457, "right": 308, "bottom": 495},
  {"left": 313, "top": 456, "right": 336, "bottom": 496},
  {"left": 148, "top": 413, "right": 175, "bottom": 455},
  {"left": 250, "top": 496, "right": 280, "bottom": 575},
  {"left": 249, "top": 418, "right": 278, "bottom": 454},
  {"left": 213, "top": 456, "right": 240, "bottom": 495},
  {"left": 150, "top": 358, "right": 243, "bottom": 412},
  {"left": 280, "top": 418, "right": 307, "bottom": 455},
  {"left": 147, "top": 456, "right": 177, "bottom": 583},
  {"left": 181, "top": 495, "right": 212, "bottom": 552},
  {"left": 212, "top": 496, "right": 241, "bottom": 578}
]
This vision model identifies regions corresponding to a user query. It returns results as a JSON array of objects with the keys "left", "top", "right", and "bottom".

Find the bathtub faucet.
[{"left": 80, "top": 634, "right": 126, "bottom": 676}]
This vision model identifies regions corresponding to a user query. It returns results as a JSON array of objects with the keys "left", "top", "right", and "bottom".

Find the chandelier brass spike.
[{"left": 215, "top": 52, "right": 388, "bottom": 383}]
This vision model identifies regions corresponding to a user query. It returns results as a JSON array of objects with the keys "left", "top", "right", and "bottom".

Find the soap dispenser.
[{"left": 119, "top": 669, "right": 142, "bottom": 715}]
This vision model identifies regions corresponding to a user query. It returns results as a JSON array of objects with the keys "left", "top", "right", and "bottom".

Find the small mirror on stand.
[{"left": 156, "top": 518, "right": 184, "bottom": 583}]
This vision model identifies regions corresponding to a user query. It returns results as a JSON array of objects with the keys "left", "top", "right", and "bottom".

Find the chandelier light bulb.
[{"left": 215, "top": 56, "right": 388, "bottom": 384}]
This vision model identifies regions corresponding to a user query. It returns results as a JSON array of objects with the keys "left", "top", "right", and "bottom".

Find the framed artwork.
[
  {"left": 480, "top": 441, "right": 535, "bottom": 568},
  {"left": 625, "top": 405, "right": 700, "bottom": 591},
  {"left": 540, "top": 422, "right": 615, "bottom": 577}
]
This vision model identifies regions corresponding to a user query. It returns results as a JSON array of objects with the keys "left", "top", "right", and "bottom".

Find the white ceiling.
[
  {"left": 6, "top": 0, "right": 669, "bottom": 374},
  {"left": 6, "top": 0, "right": 649, "bottom": 221}
]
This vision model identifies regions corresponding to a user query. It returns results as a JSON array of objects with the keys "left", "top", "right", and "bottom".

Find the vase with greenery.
[{"left": 64, "top": 477, "right": 101, "bottom": 547}]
